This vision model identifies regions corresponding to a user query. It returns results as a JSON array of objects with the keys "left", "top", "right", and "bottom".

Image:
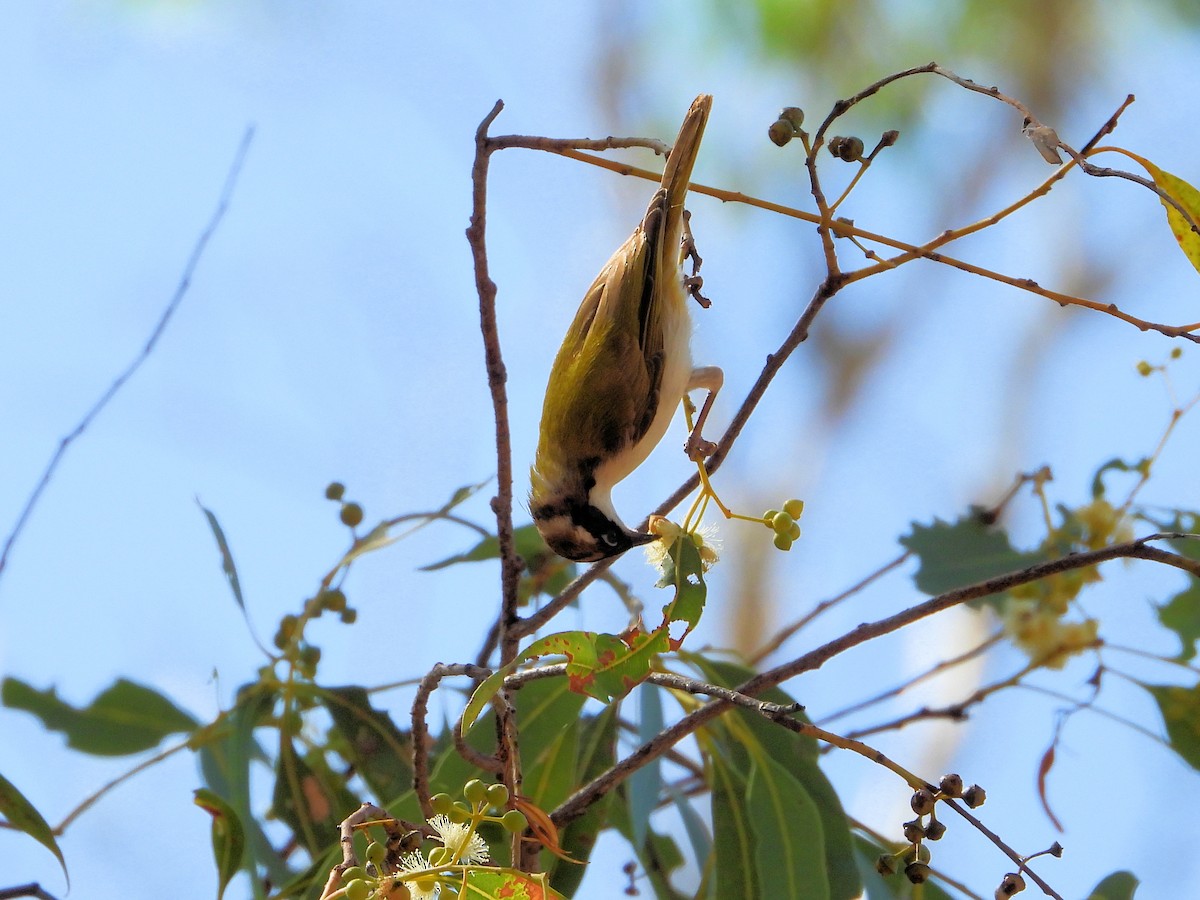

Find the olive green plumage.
[{"left": 531, "top": 95, "right": 712, "bottom": 562}]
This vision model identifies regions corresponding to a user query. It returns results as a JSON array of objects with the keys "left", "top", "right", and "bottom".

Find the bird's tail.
[{"left": 659, "top": 94, "right": 712, "bottom": 251}]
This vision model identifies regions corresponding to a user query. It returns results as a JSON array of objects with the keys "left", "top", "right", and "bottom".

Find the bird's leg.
[
  {"left": 683, "top": 366, "right": 723, "bottom": 462},
  {"left": 681, "top": 367, "right": 730, "bottom": 529},
  {"left": 681, "top": 211, "right": 711, "bottom": 309}
]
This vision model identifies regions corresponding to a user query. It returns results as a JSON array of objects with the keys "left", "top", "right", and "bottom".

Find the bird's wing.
[{"left": 538, "top": 228, "right": 659, "bottom": 471}]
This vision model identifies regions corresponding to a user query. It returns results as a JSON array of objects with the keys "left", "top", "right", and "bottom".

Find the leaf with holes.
[{"left": 655, "top": 530, "right": 708, "bottom": 642}]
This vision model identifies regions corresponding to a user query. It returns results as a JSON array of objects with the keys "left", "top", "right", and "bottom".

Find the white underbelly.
[{"left": 596, "top": 287, "right": 693, "bottom": 489}]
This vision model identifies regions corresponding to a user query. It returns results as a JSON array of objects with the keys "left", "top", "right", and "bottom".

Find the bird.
[{"left": 530, "top": 94, "right": 723, "bottom": 562}]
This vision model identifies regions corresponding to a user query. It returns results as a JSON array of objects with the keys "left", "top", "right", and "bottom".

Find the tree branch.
[{"left": 0, "top": 126, "right": 256, "bottom": 582}]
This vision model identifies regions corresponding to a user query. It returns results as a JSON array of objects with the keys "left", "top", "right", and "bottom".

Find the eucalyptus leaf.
[{"left": 2, "top": 676, "right": 197, "bottom": 756}]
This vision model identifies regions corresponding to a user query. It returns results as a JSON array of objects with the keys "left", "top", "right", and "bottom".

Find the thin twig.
[
  {"left": 487, "top": 133, "right": 669, "bottom": 158},
  {"left": 411, "top": 662, "right": 493, "bottom": 818},
  {"left": 465, "top": 101, "right": 527, "bottom": 864},
  {"left": 750, "top": 551, "right": 912, "bottom": 664},
  {"left": 0, "top": 887, "right": 58, "bottom": 900},
  {"left": 0, "top": 126, "right": 256, "bottom": 582},
  {"left": 1069, "top": 144, "right": 1200, "bottom": 239},
  {"left": 817, "top": 631, "right": 1005, "bottom": 726},
  {"left": 55, "top": 738, "right": 192, "bottom": 833},
  {"left": 943, "top": 798, "right": 1063, "bottom": 900},
  {"left": 466, "top": 102, "right": 524, "bottom": 649},
  {"left": 647, "top": 672, "right": 923, "bottom": 784}
]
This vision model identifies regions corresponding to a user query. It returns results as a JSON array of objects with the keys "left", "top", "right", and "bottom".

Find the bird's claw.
[{"left": 685, "top": 434, "right": 717, "bottom": 462}]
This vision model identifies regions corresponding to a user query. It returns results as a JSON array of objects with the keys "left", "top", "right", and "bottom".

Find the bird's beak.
[{"left": 630, "top": 531, "right": 659, "bottom": 547}]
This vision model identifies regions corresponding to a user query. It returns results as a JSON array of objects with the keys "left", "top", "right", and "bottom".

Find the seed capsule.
[
  {"left": 910, "top": 787, "right": 937, "bottom": 816},
  {"left": 963, "top": 784, "right": 987, "bottom": 808},
  {"left": 939, "top": 773, "right": 964, "bottom": 797},
  {"left": 905, "top": 862, "right": 931, "bottom": 884},
  {"left": 768, "top": 119, "right": 794, "bottom": 147},
  {"left": 996, "top": 871, "right": 1027, "bottom": 897},
  {"left": 779, "top": 107, "right": 805, "bottom": 129}
]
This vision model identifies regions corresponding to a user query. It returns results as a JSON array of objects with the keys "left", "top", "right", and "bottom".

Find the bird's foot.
[{"left": 685, "top": 433, "right": 717, "bottom": 462}]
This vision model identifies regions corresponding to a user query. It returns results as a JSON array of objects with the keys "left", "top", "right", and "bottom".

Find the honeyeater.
[{"left": 530, "top": 94, "right": 722, "bottom": 562}]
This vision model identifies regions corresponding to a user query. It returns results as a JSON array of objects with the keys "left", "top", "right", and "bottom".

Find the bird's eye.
[{"left": 601, "top": 532, "right": 619, "bottom": 547}]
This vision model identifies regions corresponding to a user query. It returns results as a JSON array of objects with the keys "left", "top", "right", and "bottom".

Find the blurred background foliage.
[{"left": 3, "top": 2, "right": 1200, "bottom": 898}]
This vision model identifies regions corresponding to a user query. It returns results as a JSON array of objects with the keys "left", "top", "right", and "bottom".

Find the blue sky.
[{"left": 2, "top": 3, "right": 1199, "bottom": 898}]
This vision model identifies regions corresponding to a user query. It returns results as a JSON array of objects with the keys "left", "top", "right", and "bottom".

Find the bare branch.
[
  {"left": 0, "top": 126, "right": 256, "bottom": 582},
  {"left": 411, "top": 662, "right": 494, "bottom": 818}
]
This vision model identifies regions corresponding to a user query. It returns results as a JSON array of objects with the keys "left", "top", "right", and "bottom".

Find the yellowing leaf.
[{"left": 1097, "top": 147, "right": 1200, "bottom": 275}]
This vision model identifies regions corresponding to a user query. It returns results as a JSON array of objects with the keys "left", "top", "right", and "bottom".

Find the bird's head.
[{"left": 530, "top": 484, "right": 656, "bottom": 563}]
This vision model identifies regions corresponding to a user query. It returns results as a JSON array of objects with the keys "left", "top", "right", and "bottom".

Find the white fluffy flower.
[
  {"left": 428, "top": 814, "right": 490, "bottom": 864},
  {"left": 395, "top": 851, "right": 439, "bottom": 900}
]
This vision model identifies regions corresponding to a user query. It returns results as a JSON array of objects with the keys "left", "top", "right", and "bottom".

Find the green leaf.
[
  {"left": 272, "top": 738, "right": 358, "bottom": 856},
  {"left": 541, "top": 629, "right": 670, "bottom": 702},
  {"left": 2, "top": 676, "right": 198, "bottom": 756},
  {"left": 1159, "top": 582, "right": 1200, "bottom": 662},
  {"left": 421, "top": 534, "right": 501, "bottom": 570},
  {"left": 462, "top": 661, "right": 519, "bottom": 734},
  {"left": 320, "top": 686, "right": 412, "bottom": 805},
  {"left": 1087, "top": 870, "right": 1140, "bottom": 900},
  {"left": 667, "top": 779, "right": 712, "bottom": 881},
  {"left": 196, "top": 685, "right": 291, "bottom": 887},
  {"left": 513, "top": 674, "right": 588, "bottom": 759},
  {"left": 627, "top": 684, "right": 664, "bottom": 851},
  {"left": 709, "top": 744, "right": 757, "bottom": 899},
  {"left": 1148, "top": 514, "right": 1200, "bottom": 660},
  {"left": 691, "top": 657, "right": 861, "bottom": 900},
  {"left": 546, "top": 707, "right": 618, "bottom": 896},
  {"left": 1143, "top": 682, "right": 1200, "bottom": 770},
  {"left": 654, "top": 529, "right": 707, "bottom": 640},
  {"left": 746, "top": 750, "right": 830, "bottom": 898},
  {"left": 195, "top": 788, "right": 245, "bottom": 900},
  {"left": 423, "top": 523, "right": 578, "bottom": 602},
  {"left": 521, "top": 726, "right": 578, "bottom": 833},
  {"left": 0, "top": 769, "right": 68, "bottom": 883},
  {"left": 465, "top": 629, "right": 669, "bottom": 719},
  {"left": 198, "top": 500, "right": 244, "bottom": 610},
  {"left": 444, "top": 479, "right": 491, "bottom": 510},
  {"left": 422, "top": 523, "right": 547, "bottom": 570},
  {"left": 460, "top": 868, "right": 567, "bottom": 898},
  {"left": 900, "top": 511, "right": 1046, "bottom": 609}
]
